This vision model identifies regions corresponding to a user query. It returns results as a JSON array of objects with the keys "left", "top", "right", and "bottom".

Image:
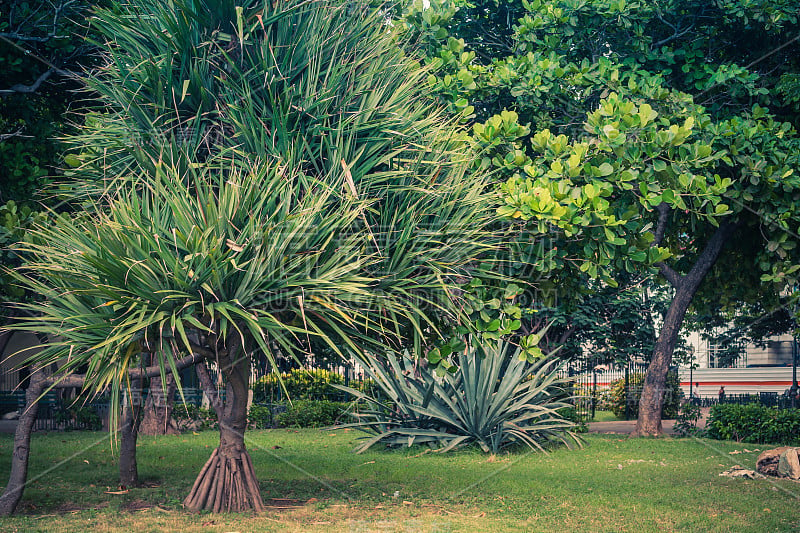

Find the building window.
[{"left": 708, "top": 341, "right": 746, "bottom": 368}]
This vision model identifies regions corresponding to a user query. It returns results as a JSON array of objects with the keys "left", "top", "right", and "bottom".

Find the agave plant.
[
  {"left": 335, "top": 343, "right": 583, "bottom": 454},
  {"left": 5, "top": 0, "right": 495, "bottom": 514}
]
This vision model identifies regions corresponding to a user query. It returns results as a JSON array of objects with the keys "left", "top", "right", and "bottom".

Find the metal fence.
[
  {"left": 695, "top": 393, "right": 798, "bottom": 410},
  {"left": 562, "top": 361, "right": 650, "bottom": 422},
  {"left": 4, "top": 362, "right": 794, "bottom": 430},
  {"left": 567, "top": 365, "right": 799, "bottom": 422}
]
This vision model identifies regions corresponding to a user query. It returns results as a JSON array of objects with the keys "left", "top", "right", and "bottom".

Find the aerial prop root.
[{"left": 183, "top": 446, "right": 265, "bottom": 513}]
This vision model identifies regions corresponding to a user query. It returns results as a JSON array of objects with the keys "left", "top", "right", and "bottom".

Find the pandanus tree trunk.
[
  {"left": 184, "top": 352, "right": 264, "bottom": 513},
  {"left": 0, "top": 369, "right": 45, "bottom": 516},
  {"left": 119, "top": 379, "right": 143, "bottom": 488},
  {"left": 139, "top": 371, "right": 179, "bottom": 435}
]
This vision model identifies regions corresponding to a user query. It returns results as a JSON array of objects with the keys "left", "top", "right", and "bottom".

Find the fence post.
[
  {"left": 791, "top": 337, "right": 798, "bottom": 409},
  {"left": 592, "top": 368, "right": 597, "bottom": 420},
  {"left": 624, "top": 365, "right": 631, "bottom": 420}
]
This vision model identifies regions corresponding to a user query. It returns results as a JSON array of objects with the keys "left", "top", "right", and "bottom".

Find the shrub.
[
  {"left": 247, "top": 405, "right": 275, "bottom": 430},
  {"left": 173, "top": 402, "right": 295, "bottom": 430},
  {"left": 275, "top": 400, "right": 352, "bottom": 428},
  {"left": 54, "top": 405, "right": 102, "bottom": 431},
  {"left": 608, "top": 372, "right": 683, "bottom": 419},
  {"left": 335, "top": 342, "right": 582, "bottom": 454},
  {"left": 706, "top": 404, "right": 800, "bottom": 445},
  {"left": 172, "top": 404, "right": 218, "bottom": 431},
  {"left": 673, "top": 401, "right": 704, "bottom": 437},
  {"left": 558, "top": 406, "right": 588, "bottom": 433},
  {"left": 251, "top": 369, "right": 371, "bottom": 402},
  {"left": 595, "top": 388, "right": 615, "bottom": 412}
]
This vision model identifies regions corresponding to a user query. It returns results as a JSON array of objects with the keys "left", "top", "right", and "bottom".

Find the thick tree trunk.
[
  {"left": 634, "top": 221, "right": 738, "bottom": 436},
  {"left": 0, "top": 370, "right": 44, "bottom": 516},
  {"left": 184, "top": 352, "right": 264, "bottom": 513},
  {"left": 139, "top": 371, "right": 179, "bottom": 435},
  {"left": 634, "top": 285, "right": 696, "bottom": 435},
  {"left": 0, "top": 354, "right": 201, "bottom": 516}
]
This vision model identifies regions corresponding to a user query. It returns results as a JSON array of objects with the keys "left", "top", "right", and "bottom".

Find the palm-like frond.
[{"left": 8, "top": 0, "right": 496, "bottom": 425}]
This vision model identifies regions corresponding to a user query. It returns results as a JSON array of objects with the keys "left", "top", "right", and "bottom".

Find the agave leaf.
[{"left": 340, "top": 341, "right": 583, "bottom": 454}]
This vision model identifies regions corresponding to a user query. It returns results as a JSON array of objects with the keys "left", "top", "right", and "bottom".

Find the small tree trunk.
[
  {"left": 140, "top": 372, "right": 179, "bottom": 435},
  {"left": 0, "top": 371, "right": 44, "bottom": 516},
  {"left": 184, "top": 352, "right": 264, "bottom": 513},
  {"left": 634, "top": 286, "right": 694, "bottom": 435},
  {"left": 119, "top": 382, "right": 144, "bottom": 487}
]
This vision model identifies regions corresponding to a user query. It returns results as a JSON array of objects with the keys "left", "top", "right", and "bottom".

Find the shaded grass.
[
  {"left": 1, "top": 429, "right": 799, "bottom": 532},
  {"left": 592, "top": 410, "right": 625, "bottom": 422}
]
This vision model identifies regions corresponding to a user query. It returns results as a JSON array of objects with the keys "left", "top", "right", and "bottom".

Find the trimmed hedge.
[
  {"left": 171, "top": 400, "right": 353, "bottom": 430},
  {"left": 706, "top": 404, "right": 800, "bottom": 445},
  {"left": 275, "top": 400, "right": 352, "bottom": 428},
  {"left": 251, "top": 369, "right": 374, "bottom": 402}
]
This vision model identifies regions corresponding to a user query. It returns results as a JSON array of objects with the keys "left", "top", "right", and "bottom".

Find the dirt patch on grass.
[
  {"left": 52, "top": 501, "right": 109, "bottom": 514},
  {"left": 264, "top": 498, "right": 307, "bottom": 510},
  {"left": 121, "top": 499, "right": 156, "bottom": 512}
]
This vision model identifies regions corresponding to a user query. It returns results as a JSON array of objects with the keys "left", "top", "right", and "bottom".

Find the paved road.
[
  {"left": 588, "top": 419, "right": 678, "bottom": 435},
  {"left": 588, "top": 407, "right": 710, "bottom": 436}
]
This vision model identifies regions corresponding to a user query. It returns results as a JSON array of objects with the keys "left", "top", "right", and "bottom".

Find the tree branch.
[
  {"left": 651, "top": 13, "right": 696, "bottom": 49},
  {"left": 556, "top": 325, "right": 575, "bottom": 347},
  {"left": 0, "top": 128, "right": 27, "bottom": 142},
  {"left": 0, "top": 32, "right": 69, "bottom": 43},
  {"left": 655, "top": 261, "right": 682, "bottom": 288},
  {"left": 0, "top": 68, "right": 69, "bottom": 94},
  {"left": 684, "top": 220, "right": 741, "bottom": 288},
  {"left": 41, "top": 352, "right": 203, "bottom": 390},
  {"left": 652, "top": 202, "right": 670, "bottom": 247}
]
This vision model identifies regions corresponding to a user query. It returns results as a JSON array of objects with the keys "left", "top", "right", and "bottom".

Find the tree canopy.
[
  {"left": 5, "top": 0, "right": 495, "bottom": 512},
  {"left": 405, "top": 0, "right": 800, "bottom": 434}
]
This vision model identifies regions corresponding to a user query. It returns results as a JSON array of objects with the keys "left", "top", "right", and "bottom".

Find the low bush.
[
  {"left": 171, "top": 400, "right": 354, "bottom": 430},
  {"left": 706, "top": 404, "right": 800, "bottom": 445},
  {"left": 595, "top": 388, "right": 614, "bottom": 411},
  {"left": 247, "top": 404, "right": 275, "bottom": 429},
  {"left": 54, "top": 405, "right": 102, "bottom": 431},
  {"left": 172, "top": 404, "right": 218, "bottom": 431},
  {"left": 275, "top": 400, "right": 352, "bottom": 428},
  {"left": 608, "top": 372, "right": 683, "bottom": 420},
  {"left": 558, "top": 406, "right": 588, "bottom": 433},
  {"left": 673, "top": 401, "right": 704, "bottom": 437},
  {"left": 252, "top": 369, "right": 373, "bottom": 402}
]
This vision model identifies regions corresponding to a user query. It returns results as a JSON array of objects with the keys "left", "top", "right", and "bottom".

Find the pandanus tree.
[{"left": 3, "top": 0, "right": 493, "bottom": 514}]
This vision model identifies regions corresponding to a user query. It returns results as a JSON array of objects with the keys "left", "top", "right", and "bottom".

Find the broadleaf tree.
[
  {"left": 403, "top": 0, "right": 800, "bottom": 435},
  {"left": 0, "top": 0, "right": 104, "bottom": 318},
  {"left": 4, "top": 0, "right": 494, "bottom": 513}
]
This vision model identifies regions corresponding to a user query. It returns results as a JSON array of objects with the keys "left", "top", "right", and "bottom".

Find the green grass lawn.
[
  {"left": 1, "top": 429, "right": 798, "bottom": 532},
  {"left": 590, "top": 410, "right": 625, "bottom": 422}
]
